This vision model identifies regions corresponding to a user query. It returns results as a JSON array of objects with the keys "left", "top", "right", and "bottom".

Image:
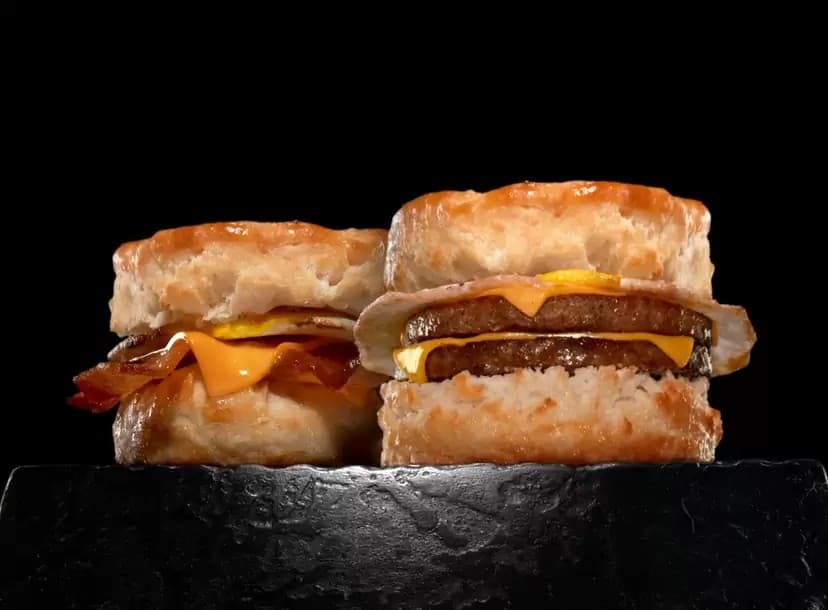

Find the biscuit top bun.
[
  {"left": 385, "top": 181, "right": 713, "bottom": 297},
  {"left": 110, "top": 221, "right": 387, "bottom": 336}
]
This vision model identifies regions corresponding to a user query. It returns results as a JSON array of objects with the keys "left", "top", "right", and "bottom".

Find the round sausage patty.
[
  {"left": 404, "top": 294, "right": 712, "bottom": 346},
  {"left": 424, "top": 336, "right": 711, "bottom": 381}
]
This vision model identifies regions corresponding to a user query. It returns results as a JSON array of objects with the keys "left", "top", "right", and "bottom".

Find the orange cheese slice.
[{"left": 170, "top": 332, "right": 319, "bottom": 397}]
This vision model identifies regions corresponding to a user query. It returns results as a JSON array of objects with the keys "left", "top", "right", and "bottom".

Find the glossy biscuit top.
[
  {"left": 385, "top": 181, "right": 714, "bottom": 297},
  {"left": 110, "top": 221, "right": 387, "bottom": 336}
]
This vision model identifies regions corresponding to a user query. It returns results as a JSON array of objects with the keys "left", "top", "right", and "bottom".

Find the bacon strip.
[
  {"left": 269, "top": 342, "right": 360, "bottom": 389},
  {"left": 68, "top": 336, "right": 365, "bottom": 413},
  {"left": 68, "top": 340, "right": 191, "bottom": 412}
]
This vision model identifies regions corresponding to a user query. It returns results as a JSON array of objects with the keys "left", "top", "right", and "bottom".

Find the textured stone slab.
[{"left": 1, "top": 461, "right": 826, "bottom": 608}]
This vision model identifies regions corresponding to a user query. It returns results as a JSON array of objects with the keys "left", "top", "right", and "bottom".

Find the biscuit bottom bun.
[
  {"left": 115, "top": 366, "right": 382, "bottom": 466},
  {"left": 379, "top": 367, "right": 720, "bottom": 466},
  {"left": 70, "top": 221, "right": 389, "bottom": 466}
]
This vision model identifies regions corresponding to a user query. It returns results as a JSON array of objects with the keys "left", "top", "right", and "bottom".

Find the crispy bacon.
[
  {"left": 68, "top": 340, "right": 191, "bottom": 412},
  {"left": 268, "top": 366, "right": 387, "bottom": 410},
  {"left": 68, "top": 336, "right": 371, "bottom": 413},
  {"left": 269, "top": 342, "right": 360, "bottom": 389},
  {"left": 106, "top": 331, "right": 176, "bottom": 363}
]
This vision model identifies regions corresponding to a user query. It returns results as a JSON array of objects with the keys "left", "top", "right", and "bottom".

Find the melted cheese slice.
[
  {"left": 169, "top": 331, "right": 321, "bottom": 397},
  {"left": 477, "top": 270, "right": 624, "bottom": 317},
  {"left": 393, "top": 331, "right": 694, "bottom": 383}
]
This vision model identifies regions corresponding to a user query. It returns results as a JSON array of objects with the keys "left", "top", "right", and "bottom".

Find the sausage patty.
[
  {"left": 424, "top": 337, "right": 711, "bottom": 381},
  {"left": 404, "top": 294, "right": 712, "bottom": 346}
]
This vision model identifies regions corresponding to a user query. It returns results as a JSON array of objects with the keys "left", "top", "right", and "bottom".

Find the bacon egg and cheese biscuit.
[{"left": 70, "top": 221, "right": 388, "bottom": 466}]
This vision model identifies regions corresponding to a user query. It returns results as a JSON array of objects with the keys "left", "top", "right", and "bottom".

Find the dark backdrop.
[{"left": 3, "top": 94, "right": 822, "bottom": 485}]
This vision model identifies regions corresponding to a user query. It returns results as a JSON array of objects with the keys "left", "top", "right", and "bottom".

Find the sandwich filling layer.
[
  {"left": 394, "top": 294, "right": 713, "bottom": 383},
  {"left": 70, "top": 307, "right": 384, "bottom": 412}
]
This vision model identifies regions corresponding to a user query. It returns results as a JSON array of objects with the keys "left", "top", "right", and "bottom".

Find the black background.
[{"left": 3, "top": 37, "right": 824, "bottom": 483}]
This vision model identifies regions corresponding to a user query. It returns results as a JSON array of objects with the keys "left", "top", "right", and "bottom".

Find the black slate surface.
[{"left": 1, "top": 461, "right": 826, "bottom": 609}]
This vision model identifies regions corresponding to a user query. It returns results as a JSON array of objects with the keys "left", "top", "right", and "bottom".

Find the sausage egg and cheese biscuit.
[
  {"left": 70, "top": 221, "right": 388, "bottom": 466},
  {"left": 355, "top": 181, "right": 756, "bottom": 466}
]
